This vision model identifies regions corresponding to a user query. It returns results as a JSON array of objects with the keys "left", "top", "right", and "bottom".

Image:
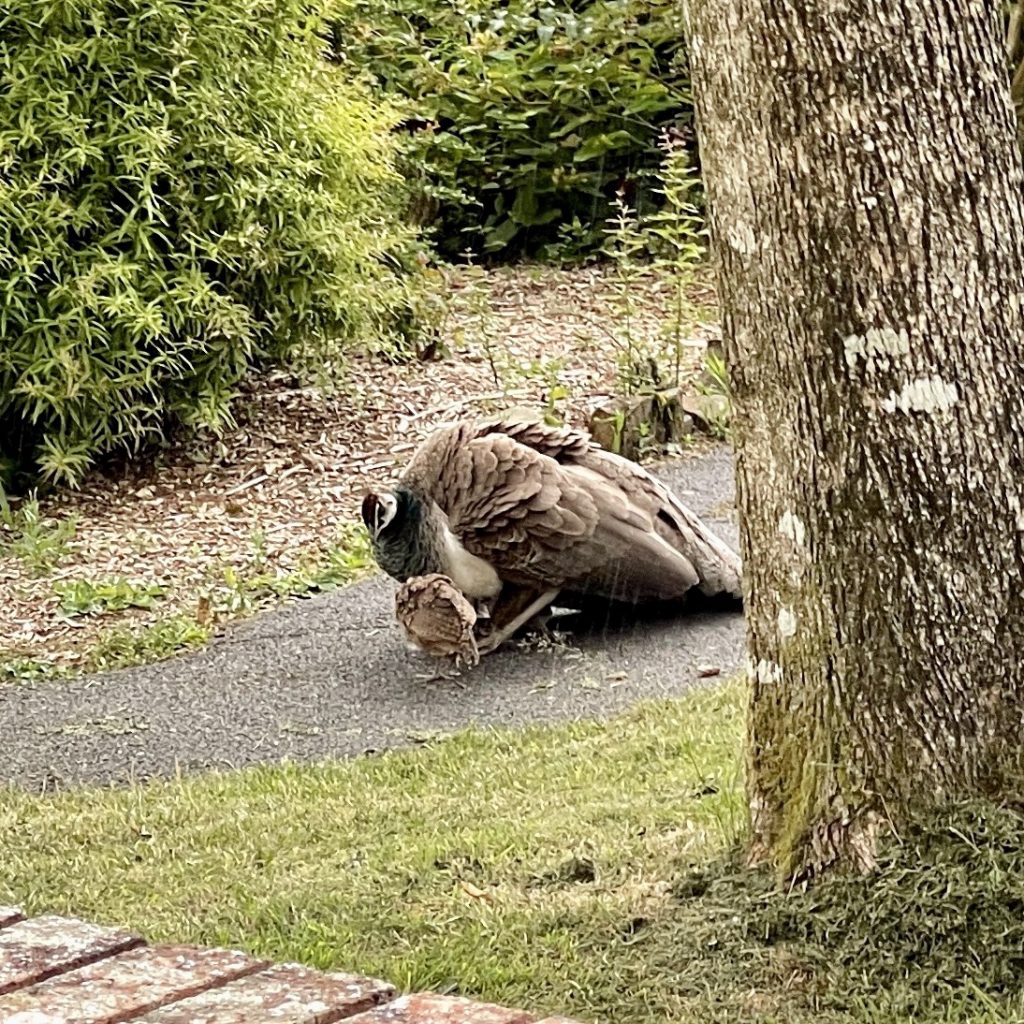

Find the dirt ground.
[{"left": 0, "top": 264, "right": 720, "bottom": 678}]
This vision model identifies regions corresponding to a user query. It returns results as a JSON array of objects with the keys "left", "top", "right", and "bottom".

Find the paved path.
[{"left": 0, "top": 447, "right": 745, "bottom": 791}]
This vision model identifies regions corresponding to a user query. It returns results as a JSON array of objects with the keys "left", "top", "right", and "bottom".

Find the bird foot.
[
  {"left": 475, "top": 588, "right": 561, "bottom": 656},
  {"left": 522, "top": 611, "right": 556, "bottom": 640},
  {"left": 413, "top": 662, "right": 469, "bottom": 685},
  {"left": 454, "top": 643, "right": 480, "bottom": 670},
  {"left": 414, "top": 673, "right": 468, "bottom": 687}
]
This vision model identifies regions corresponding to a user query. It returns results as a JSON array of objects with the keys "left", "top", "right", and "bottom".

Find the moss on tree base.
[{"left": 668, "top": 800, "right": 1024, "bottom": 1021}]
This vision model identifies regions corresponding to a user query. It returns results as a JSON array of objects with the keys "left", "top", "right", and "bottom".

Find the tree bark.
[{"left": 684, "top": 0, "right": 1024, "bottom": 878}]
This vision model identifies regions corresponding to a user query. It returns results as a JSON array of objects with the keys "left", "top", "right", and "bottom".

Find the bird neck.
[{"left": 373, "top": 491, "right": 448, "bottom": 582}]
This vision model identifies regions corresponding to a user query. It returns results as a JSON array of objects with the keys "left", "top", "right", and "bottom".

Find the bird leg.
[
  {"left": 474, "top": 584, "right": 539, "bottom": 645},
  {"left": 476, "top": 586, "right": 562, "bottom": 655},
  {"left": 454, "top": 637, "right": 480, "bottom": 670}
]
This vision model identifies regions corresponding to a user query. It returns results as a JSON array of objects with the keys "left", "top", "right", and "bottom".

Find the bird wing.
[
  {"left": 400, "top": 418, "right": 710, "bottom": 600},
  {"left": 472, "top": 417, "right": 742, "bottom": 599},
  {"left": 570, "top": 443, "right": 743, "bottom": 599}
]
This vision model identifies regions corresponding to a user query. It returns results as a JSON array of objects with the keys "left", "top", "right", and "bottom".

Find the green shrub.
[
  {"left": 0, "top": 0, "right": 423, "bottom": 489},
  {"left": 330, "top": 0, "right": 690, "bottom": 260}
]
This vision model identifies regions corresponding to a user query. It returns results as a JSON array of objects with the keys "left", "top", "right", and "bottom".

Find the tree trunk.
[{"left": 684, "top": 0, "right": 1024, "bottom": 878}]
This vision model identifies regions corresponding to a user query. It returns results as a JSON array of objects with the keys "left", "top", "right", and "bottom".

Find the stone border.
[{"left": 0, "top": 908, "right": 580, "bottom": 1023}]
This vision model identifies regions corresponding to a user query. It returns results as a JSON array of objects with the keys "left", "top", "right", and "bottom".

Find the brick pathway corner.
[{"left": 0, "top": 907, "right": 583, "bottom": 1024}]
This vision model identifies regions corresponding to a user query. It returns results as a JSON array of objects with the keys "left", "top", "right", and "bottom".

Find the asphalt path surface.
[{"left": 0, "top": 446, "right": 746, "bottom": 791}]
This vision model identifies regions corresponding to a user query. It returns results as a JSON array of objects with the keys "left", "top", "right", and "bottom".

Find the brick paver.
[
  {"left": 0, "top": 908, "right": 24, "bottom": 929},
  {"left": 0, "top": 916, "right": 141, "bottom": 995},
  {"left": 136, "top": 963, "right": 395, "bottom": 1023},
  {"left": 0, "top": 943, "right": 266, "bottom": 1022},
  {"left": 347, "top": 994, "right": 534, "bottom": 1024},
  {"left": 0, "top": 911, "right": 581, "bottom": 1024}
]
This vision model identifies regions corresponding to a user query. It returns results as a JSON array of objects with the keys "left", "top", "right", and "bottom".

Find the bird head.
[
  {"left": 361, "top": 487, "right": 431, "bottom": 583},
  {"left": 361, "top": 489, "right": 400, "bottom": 541}
]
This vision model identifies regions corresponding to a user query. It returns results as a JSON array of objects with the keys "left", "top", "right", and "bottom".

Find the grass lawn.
[{"left": 1, "top": 680, "right": 1022, "bottom": 1024}]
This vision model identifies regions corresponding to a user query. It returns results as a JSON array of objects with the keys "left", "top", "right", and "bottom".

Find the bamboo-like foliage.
[{"left": 0, "top": 0, "right": 421, "bottom": 488}]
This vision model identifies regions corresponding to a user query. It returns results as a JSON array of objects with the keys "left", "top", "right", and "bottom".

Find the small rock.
[
  {"left": 696, "top": 665, "right": 721, "bottom": 678},
  {"left": 681, "top": 393, "right": 730, "bottom": 432},
  {"left": 588, "top": 388, "right": 694, "bottom": 460}
]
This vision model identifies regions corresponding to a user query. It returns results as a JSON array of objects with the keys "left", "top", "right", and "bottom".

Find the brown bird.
[
  {"left": 362, "top": 416, "right": 742, "bottom": 655},
  {"left": 395, "top": 573, "right": 480, "bottom": 668}
]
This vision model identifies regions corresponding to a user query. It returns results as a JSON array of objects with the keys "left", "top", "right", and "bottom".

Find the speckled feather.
[{"left": 395, "top": 573, "right": 480, "bottom": 664}]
